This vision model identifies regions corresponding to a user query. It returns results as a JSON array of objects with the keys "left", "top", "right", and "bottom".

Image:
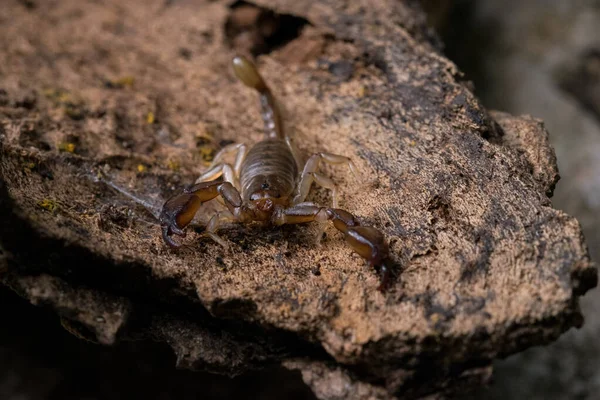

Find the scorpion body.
[
  {"left": 159, "top": 56, "right": 392, "bottom": 290},
  {"left": 240, "top": 139, "right": 298, "bottom": 205}
]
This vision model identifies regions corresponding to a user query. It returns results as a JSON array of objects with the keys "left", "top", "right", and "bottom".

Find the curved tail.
[{"left": 232, "top": 56, "right": 284, "bottom": 139}]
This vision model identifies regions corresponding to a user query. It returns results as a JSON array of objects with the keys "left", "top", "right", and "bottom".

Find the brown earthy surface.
[
  {"left": 441, "top": 1, "right": 600, "bottom": 399},
  {"left": 0, "top": 0, "right": 596, "bottom": 399}
]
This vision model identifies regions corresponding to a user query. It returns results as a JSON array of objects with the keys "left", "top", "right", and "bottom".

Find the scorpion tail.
[
  {"left": 232, "top": 55, "right": 268, "bottom": 92},
  {"left": 232, "top": 55, "right": 284, "bottom": 139}
]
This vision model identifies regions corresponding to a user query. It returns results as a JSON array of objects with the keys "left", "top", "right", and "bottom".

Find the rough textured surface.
[
  {"left": 7, "top": 274, "right": 131, "bottom": 346},
  {"left": 0, "top": 283, "right": 316, "bottom": 400},
  {"left": 0, "top": 0, "right": 595, "bottom": 399},
  {"left": 439, "top": 1, "right": 600, "bottom": 399}
]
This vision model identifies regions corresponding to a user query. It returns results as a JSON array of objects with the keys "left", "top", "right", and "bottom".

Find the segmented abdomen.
[{"left": 240, "top": 139, "right": 298, "bottom": 201}]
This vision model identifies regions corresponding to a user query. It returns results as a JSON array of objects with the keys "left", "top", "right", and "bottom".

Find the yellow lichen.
[
  {"left": 43, "top": 88, "right": 85, "bottom": 119},
  {"left": 108, "top": 76, "right": 135, "bottom": 89},
  {"left": 23, "top": 161, "right": 36, "bottom": 173},
  {"left": 38, "top": 199, "right": 59, "bottom": 213},
  {"left": 166, "top": 160, "right": 180, "bottom": 171},
  {"left": 146, "top": 112, "right": 155, "bottom": 124},
  {"left": 58, "top": 142, "right": 76, "bottom": 153},
  {"left": 199, "top": 146, "right": 215, "bottom": 165},
  {"left": 43, "top": 88, "right": 70, "bottom": 102},
  {"left": 357, "top": 85, "right": 368, "bottom": 97},
  {"left": 136, "top": 164, "right": 147, "bottom": 173},
  {"left": 195, "top": 135, "right": 216, "bottom": 166}
]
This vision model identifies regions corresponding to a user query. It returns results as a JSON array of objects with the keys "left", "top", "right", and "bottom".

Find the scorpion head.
[
  {"left": 249, "top": 190, "right": 284, "bottom": 213},
  {"left": 247, "top": 177, "right": 290, "bottom": 217}
]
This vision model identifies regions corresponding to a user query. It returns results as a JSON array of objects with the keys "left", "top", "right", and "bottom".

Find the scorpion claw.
[
  {"left": 341, "top": 225, "right": 393, "bottom": 292},
  {"left": 161, "top": 221, "right": 189, "bottom": 249},
  {"left": 170, "top": 225, "right": 187, "bottom": 237},
  {"left": 162, "top": 224, "right": 182, "bottom": 248},
  {"left": 159, "top": 191, "right": 205, "bottom": 248},
  {"left": 159, "top": 198, "right": 194, "bottom": 249},
  {"left": 160, "top": 217, "right": 189, "bottom": 249}
]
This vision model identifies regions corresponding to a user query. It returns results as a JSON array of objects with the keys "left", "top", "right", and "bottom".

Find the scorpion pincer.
[{"left": 159, "top": 56, "right": 393, "bottom": 291}]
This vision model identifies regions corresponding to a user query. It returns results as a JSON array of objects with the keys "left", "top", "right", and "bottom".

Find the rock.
[
  {"left": 0, "top": 282, "right": 316, "bottom": 400},
  {"left": 0, "top": 0, "right": 595, "bottom": 399},
  {"left": 437, "top": 1, "right": 600, "bottom": 399},
  {"left": 5, "top": 273, "right": 131, "bottom": 346}
]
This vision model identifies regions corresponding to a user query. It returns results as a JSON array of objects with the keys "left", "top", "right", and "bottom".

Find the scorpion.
[{"left": 159, "top": 56, "right": 392, "bottom": 290}]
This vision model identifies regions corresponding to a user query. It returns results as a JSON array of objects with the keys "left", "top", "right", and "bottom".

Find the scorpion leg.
[
  {"left": 194, "top": 164, "right": 239, "bottom": 207},
  {"left": 160, "top": 181, "right": 247, "bottom": 248},
  {"left": 197, "top": 163, "right": 241, "bottom": 208},
  {"left": 285, "top": 136, "right": 303, "bottom": 171},
  {"left": 210, "top": 143, "right": 247, "bottom": 168},
  {"left": 302, "top": 172, "right": 339, "bottom": 208},
  {"left": 205, "top": 143, "right": 248, "bottom": 178},
  {"left": 195, "top": 144, "right": 247, "bottom": 191},
  {"left": 200, "top": 210, "right": 236, "bottom": 249},
  {"left": 273, "top": 204, "right": 392, "bottom": 291},
  {"left": 195, "top": 163, "right": 236, "bottom": 184},
  {"left": 293, "top": 153, "right": 359, "bottom": 206},
  {"left": 233, "top": 144, "right": 248, "bottom": 178}
]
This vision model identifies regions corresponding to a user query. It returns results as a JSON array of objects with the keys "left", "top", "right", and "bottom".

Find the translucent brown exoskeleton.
[{"left": 159, "top": 56, "right": 393, "bottom": 291}]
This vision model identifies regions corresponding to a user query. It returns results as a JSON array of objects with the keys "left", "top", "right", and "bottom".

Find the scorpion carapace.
[{"left": 159, "top": 56, "right": 393, "bottom": 291}]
